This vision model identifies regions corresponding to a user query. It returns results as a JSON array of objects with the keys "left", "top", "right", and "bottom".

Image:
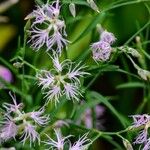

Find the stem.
[{"left": 17, "top": 56, "right": 38, "bottom": 72}]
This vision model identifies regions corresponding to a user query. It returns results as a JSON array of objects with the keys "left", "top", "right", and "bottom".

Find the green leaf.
[
  {"left": 117, "top": 82, "right": 145, "bottom": 89},
  {"left": 72, "top": 12, "right": 106, "bottom": 44},
  {"left": 86, "top": 91, "right": 129, "bottom": 127},
  {"left": 62, "top": 0, "right": 88, "bottom": 5}
]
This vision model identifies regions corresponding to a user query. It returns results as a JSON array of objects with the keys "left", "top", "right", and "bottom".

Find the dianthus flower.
[
  {"left": 69, "top": 133, "right": 91, "bottom": 150},
  {"left": 0, "top": 118, "right": 18, "bottom": 142},
  {"left": 91, "top": 29, "right": 116, "bottom": 61},
  {"left": 26, "top": 0, "right": 68, "bottom": 54},
  {"left": 143, "top": 138, "right": 150, "bottom": 150},
  {"left": 0, "top": 92, "right": 49, "bottom": 146},
  {"left": 44, "top": 129, "right": 91, "bottom": 150},
  {"left": 20, "top": 123, "right": 40, "bottom": 146},
  {"left": 131, "top": 114, "right": 150, "bottom": 149},
  {"left": 37, "top": 55, "right": 89, "bottom": 105},
  {"left": 131, "top": 114, "right": 150, "bottom": 128},
  {"left": 44, "top": 129, "right": 71, "bottom": 150}
]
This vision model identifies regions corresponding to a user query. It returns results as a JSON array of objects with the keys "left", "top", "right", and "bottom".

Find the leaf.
[
  {"left": 103, "top": 135, "right": 124, "bottom": 150},
  {"left": 86, "top": 91, "right": 129, "bottom": 127},
  {"left": 62, "top": 0, "right": 88, "bottom": 6},
  {"left": 72, "top": 12, "right": 106, "bottom": 44},
  {"left": 73, "top": 95, "right": 103, "bottom": 121},
  {"left": 117, "top": 82, "right": 145, "bottom": 89}
]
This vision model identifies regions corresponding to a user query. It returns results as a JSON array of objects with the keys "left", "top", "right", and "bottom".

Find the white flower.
[
  {"left": 30, "top": 107, "right": 50, "bottom": 126},
  {"left": 27, "top": 1, "right": 69, "bottom": 54},
  {"left": 91, "top": 29, "right": 116, "bottom": 62},
  {"left": 20, "top": 123, "right": 40, "bottom": 146},
  {"left": 64, "top": 83, "right": 81, "bottom": 101},
  {"left": 69, "top": 133, "right": 91, "bottom": 150},
  {"left": 100, "top": 30, "right": 116, "bottom": 44},
  {"left": 37, "top": 55, "right": 89, "bottom": 105},
  {"left": 44, "top": 129, "right": 71, "bottom": 150},
  {"left": 91, "top": 41, "right": 112, "bottom": 61},
  {"left": 0, "top": 119, "right": 18, "bottom": 141},
  {"left": 2, "top": 92, "right": 23, "bottom": 114}
]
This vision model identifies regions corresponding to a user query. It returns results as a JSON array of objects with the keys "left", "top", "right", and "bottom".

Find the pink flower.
[
  {"left": 69, "top": 133, "right": 91, "bottom": 150},
  {"left": 30, "top": 107, "right": 49, "bottom": 126},
  {"left": 143, "top": 139, "right": 150, "bottom": 150},
  {"left": 0, "top": 65, "right": 13, "bottom": 88},
  {"left": 100, "top": 30, "right": 116, "bottom": 44},
  {"left": 44, "top": 129, "right": 71, "bottom": 150},
  {"left": 131, "top": 114, "right": 150, "bottom": 128},
  {"left": 37, "top": 55, "right": 89, "bottom": 105},
  {"left": 134, "top": 129, "right": 148, "bottom": 144},
  {"left": 20, "top": 123, "right": 40, "bottom": 146},
  {"left": 2, "top": 92, "right": 23, "bottom": 114},
  {"left": 91, "top": 29, "right": 116, "bottom": 62},
  {"left": 0, "top": 118, "right": 18, "bottom": 141},
  {"left": 27, "top": 1, "right": 69, "bottom": 54}
]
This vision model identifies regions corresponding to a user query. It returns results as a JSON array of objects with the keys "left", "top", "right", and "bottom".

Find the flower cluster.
[
  {"left": 0, "top": 92, "right": 49, "bottom": 146},
  {"left": 44, "top": 129, "right": 91, "bottom": 150},
  {"left": 131, "top": 114, "right": 150, "bottom": 150},
  {"left": 91, "top": 30, "right": 116, "bottom": 61},
  {"left": 26, "top": 0, "right": 68, "bottom": 54},
  {"left": 37, "top": 55, "right": 89, "bottom": 105}
]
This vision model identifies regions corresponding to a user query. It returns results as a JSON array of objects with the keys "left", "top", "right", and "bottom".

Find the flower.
[
  {"left": 0, "top": 92, "right": 49, "bottom": 146},
  {"left": 69, "top": 133, "right": 91, "bottom": 150},
  {"left": 92, "top": 41, "right": 112, "bottom": 61},
  {"left": 2, "top": 92, "right": 23, "bottom": 114},
  {"left": 44, "top": 129, "right": 71, "bottom": 150},
  {"left": 37, "top": 55, "right": 89, "bottom": 105},
  {"left": 100, "top": 30, "right": 116, "bottom": 44},
  {"left": 0, "top": 118, "right": 18, "bottom": 141},
  {"left": 134, "top": 129, "right": 148, "bottom": 144},
  {"left": 44, "top": 130, "right": 91, "bottom": 150},
  {"left": 0, "top": 65, "right": 13, "bottom": 88},
  {"left": 131, "top": 114, "right": 150, "bottom": 149},
  {"left": 91, "top": 29, "right": 116, "bottom": 62},
  {"left": 27, "top": 1, "right": 68, "bottom": 54},
  {"left": 30, "top": 107, "right": 50, "bottom": 126},
  {"left": 143, "top": 139, "right": 150, "bottom": 150},
  {"left": 20, "top": 123, "right": 40, "bottom": 146},
  {"left": 131, "top": 114, "right": 150, "bottom": 128}
]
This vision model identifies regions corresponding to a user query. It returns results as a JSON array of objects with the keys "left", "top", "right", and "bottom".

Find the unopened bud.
[
  {"left": 87, "top": 0, "right": 99, "bottom": 12},
  {"left": 137, "top": 68, "right": 150, "bottom": 81},
  {"left": 123, "top": 139, "right": 133, "bottom": 150},
  {"left": 127, "top": 47, "right": 141, "bottom": 58},
  {"left": 69, "top": 3, "right": 76, "bottom": 17},
  {"left": 118, "top": 46, "right": 141, "bottom": 58},
  {"left": 13, "top": 62, "right": 23, "bottom": 68},
  {"left": 136, "top": 36, "right": 141, "bottom": 43}
]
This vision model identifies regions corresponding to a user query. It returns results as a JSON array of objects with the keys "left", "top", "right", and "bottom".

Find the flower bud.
[
  {"left": 13, "top": 62, "right": 23, "bottom": 68},
  {"left": 123, "top": 139, "right": 133, "bottom": 150},
  {"left": 69, "top": 3, "right": 76, "bottom": 17},
  {"left": 137, "top": 68, "right": 150, "bottom": 81},
  {"left": 87, "top": 0, "right": 99, "bottom": 12}
]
